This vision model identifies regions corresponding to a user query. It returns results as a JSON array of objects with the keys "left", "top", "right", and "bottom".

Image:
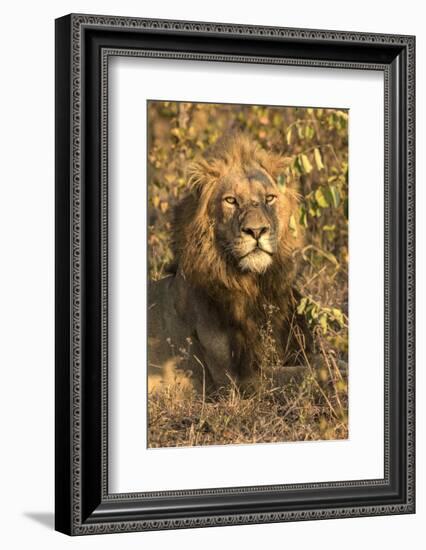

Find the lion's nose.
[{"left": 242, "top": 225, "right": 269, "bottom": 240}]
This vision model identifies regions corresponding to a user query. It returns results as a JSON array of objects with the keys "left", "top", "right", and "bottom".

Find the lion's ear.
[
  {"left": 259, "top": 152, "right": 293, "bottom": 182},
  {"left": 186, "top": 158, "right": 220, "bottom": 194}
]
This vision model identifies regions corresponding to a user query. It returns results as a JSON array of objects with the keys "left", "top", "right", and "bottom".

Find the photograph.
[{"left": 147, "top": 101, "right": 349, "bottom": 448}]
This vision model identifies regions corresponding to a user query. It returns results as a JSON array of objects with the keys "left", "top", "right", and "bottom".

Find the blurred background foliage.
[{"left": 148, "top": 101, "right": 348, "bottom": 361}]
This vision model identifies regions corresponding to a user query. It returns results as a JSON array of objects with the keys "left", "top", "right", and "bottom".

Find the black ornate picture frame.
[{"left": 55, "top": 14, "right": 415, "bottom": 535}]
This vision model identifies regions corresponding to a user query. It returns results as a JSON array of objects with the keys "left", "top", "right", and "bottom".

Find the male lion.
[{"left": 148, "top": 133, "right": 312, "bottom": 393}]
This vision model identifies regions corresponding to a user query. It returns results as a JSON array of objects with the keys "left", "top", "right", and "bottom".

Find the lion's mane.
[{"left": 168, "top": 133, "right": 307, "bottom": 374}]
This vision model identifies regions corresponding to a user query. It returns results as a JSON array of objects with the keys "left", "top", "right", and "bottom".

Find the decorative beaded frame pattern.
[{"left": 62, "top": 13, "right": 415, "bottom": 535}]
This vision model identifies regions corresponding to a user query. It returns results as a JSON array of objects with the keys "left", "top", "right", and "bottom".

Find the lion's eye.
[
  {"left": 266, "top": 194, "right": 277, "bottom": 204},
  {"left": 224, "top": 196, "right": 237, "bottom": 205}
]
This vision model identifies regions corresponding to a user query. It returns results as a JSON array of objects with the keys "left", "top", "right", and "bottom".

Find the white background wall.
[{"left": 0, "top": 1, "right": 423, "bottom": 548}]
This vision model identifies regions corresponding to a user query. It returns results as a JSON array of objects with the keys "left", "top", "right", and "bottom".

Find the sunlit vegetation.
[{"left": 147, "top": 101, "right": 348, "bottom": 447}]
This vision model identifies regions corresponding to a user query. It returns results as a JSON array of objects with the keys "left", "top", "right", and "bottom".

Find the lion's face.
[
  {"left": 175, "top": 134, "right": 299, "bottom": 289},
  {"left": 213, "top": 167, "right": 281, "bottom": 274}
]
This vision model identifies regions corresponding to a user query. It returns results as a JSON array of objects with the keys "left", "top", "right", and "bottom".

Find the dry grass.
[{"left": 148, "top": 337, "right": 348, "bottom": 448}]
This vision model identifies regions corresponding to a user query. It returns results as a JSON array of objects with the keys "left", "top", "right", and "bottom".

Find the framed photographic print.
[{"left": 55, "top": 14, "right": 415, "bottom": 535}]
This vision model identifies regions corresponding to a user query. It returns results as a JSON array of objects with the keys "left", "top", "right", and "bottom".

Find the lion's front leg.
[{"left": 193, "top": 316, "right": 238, "bottom": 391}]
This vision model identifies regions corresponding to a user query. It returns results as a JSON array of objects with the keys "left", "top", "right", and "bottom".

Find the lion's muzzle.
[{"left": 235, "top": 206, "right": 276, "bottom": 273}]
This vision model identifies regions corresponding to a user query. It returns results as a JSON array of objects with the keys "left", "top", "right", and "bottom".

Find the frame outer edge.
[
  {"left": 55, "top": 14, "right": 73, "bottom": 536},
  {"left": 60, "top": 13, "right": 415, "bottom": 535}
]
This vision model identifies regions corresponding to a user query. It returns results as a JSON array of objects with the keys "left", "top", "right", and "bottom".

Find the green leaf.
[
  {"left": 277, "top": 174, "right": 286, "bottom": 190},
  {"left": 328, "top": 185, "right": 340, "bottom": 208},
  {"left": 294, "top": 156, "right": 302, "bottom": 174},
  {"left": 310, "top": 306, "right": 319, "bottom": 320},
  {"left": 300, "top": 154, "right": 313, "bottom": 174},
  {"left": 286, "top": 127, "right": 293, "bottom": 146},
  {"left": 344, "top": 198, "right": 349, "bottom": 219},
  {"left": 314, "top": 148, "right": 324, "bottom": 170},
  {"left": 273, "top": 114, "right": 282, "bottom": 126},
  {"left": 332, "top": 308, "right": 345, "bottom": 325},
  {"left": 319, "top": 314, "right": 328, "bottom": 334},
  {"left": 315, "top": 188, "right": 329, "bottom": 208},
  {"left": 299, "top": 206, "right": 308, "bottom": 227},
  {"left": 305, "top": 126, "right": 315, "bottom": 140},
  {"left": 320, "top": 249, "right": 339, "bottom": 267},
  {"left": 336, "top": 109, "right": 349, "bottom": 120},
  {"left": 297, "top": 297, "right": 308, "bottom": 315},
  {"left": 289, "top": 214, "right": 298, "bottom": 236}
]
